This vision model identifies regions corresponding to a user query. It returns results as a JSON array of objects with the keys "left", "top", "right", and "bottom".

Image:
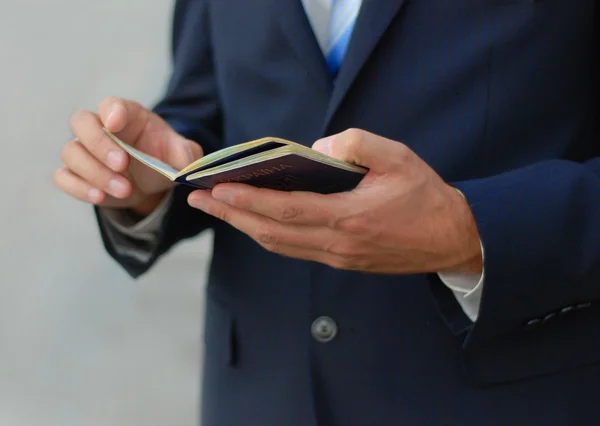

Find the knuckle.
[
  {"left": 396, "top": 142, "right": 411, "bottom": 156},
  {"left": 52, "top": 168, "right": 66, "bottom": 186},
  {"left": 335, "top": 214, "right": 369, "bottom": 234},
  {"left": 344, "top": 128, "right": 364, "bottom": 145},
  {"left": 395, "top": 140, "right": 409, "bottom": 152},
  {"left": 327, "top": 240, "right": 357, "bottom": 258},
  {"left": 327, "top": 256, "right": 352, "bottom": 270},
  {"left": 215, "top": 208, "right": 229, "bottom": 222},
  {"left": 280, "top": 205, "right": 302, "bottom": 222},
  {"left": 345, "top": 137, "right": 360, "bottom": 155},
  {"left": 60, "top": 139, "right": 80, "bottom": 162},
  {"left": 264, "top": 243, "right": 283, "bottom": 254},
  {"left": 344, "top": 128, "right": 364, "bottom": 140},
  {"left": 334, "top": 128, "right": 365, "bottom": 160},
  {"left": 255, "top": 222, "right": 279, "bottom": 246},
  {"left": 69, "top": 109, "right": 89, "bottom": 130},
  {"left": 328, "top": 253, "right": 365, "bottom": 271},
  {"left": 258, "top": 229, "right": 279, "bottom": 246},
  {"left": 395, "top": 142, "right": 413, "bottom": 161}
]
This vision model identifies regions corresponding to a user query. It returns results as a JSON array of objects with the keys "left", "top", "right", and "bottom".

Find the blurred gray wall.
[{"left": 0, "top": 1, "right": 211, "bottom": 425}]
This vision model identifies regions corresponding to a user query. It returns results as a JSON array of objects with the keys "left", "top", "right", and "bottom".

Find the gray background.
[{"left": 0, "top": 1, "right": 211, "bottom": 425}]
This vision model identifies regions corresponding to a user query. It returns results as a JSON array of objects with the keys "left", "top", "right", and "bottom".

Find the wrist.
[
  {"left": 443, "top": 186, "right": 483, "bottom": 274},
  {"left": 131, "top": 191, "right": 169, "bottom": 217},
  {"left": 451, "top": 249, "right": 483, "bottom": 275}
]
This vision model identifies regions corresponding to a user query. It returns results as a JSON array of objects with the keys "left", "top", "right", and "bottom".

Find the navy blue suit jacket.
[{"left": 97, "top": 0, "right": 600, "bottom": 424}]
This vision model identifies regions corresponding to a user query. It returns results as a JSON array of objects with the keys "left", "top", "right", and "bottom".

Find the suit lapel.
[
  {"left": 275, "top": 1, "right": 333, "bottom": 92},
  {"left": 322, "top": 0, "right": 410, "bottom": 131}
]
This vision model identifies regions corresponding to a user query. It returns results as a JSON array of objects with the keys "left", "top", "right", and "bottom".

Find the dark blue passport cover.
[{"left": 180, "top": 153, "right": 366, "bottom": 194}]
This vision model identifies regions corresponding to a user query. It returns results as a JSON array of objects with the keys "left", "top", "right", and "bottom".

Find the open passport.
[{"left": 103, "top": 128, "right": 367, "bottom": 194}]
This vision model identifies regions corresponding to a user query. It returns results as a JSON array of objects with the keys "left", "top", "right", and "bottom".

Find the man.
[{"left": 54, "top": 0, "right": 600, "bottom": 424}]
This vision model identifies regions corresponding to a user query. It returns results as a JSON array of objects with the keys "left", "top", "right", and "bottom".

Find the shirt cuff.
[
  {"left": 99, "top": 190, "right": 174, "bottom": 242},
  {"left": 437, "top": 240, "right": 485, "bottom": 322}
]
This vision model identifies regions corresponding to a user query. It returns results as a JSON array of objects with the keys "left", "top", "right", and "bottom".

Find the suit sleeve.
[
  {"left": 426, "top": 5, "right": 600, "bottom": 384},
  {"left": 429, "top": 154, "right": 600, "bottom": 383},
  {"left": 95, "top": 0, "right": 222, "bottom": 279}
]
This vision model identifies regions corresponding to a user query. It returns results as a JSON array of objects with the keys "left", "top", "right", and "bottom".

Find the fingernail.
[
  {"left": 108, "top": 177, "right": 129, "bottom": 197},
  {"left": 88, "top": 188, "right": 103, "bottom": 204},
  {"left": 313, "top": 137, "right": 332, "bottom": 155},
  {"left": 212, "top": 188, "right": 233, "bottom": 204},
  {"left": 107, "top": 111, "right": 116, "bottom": 126},
  {"left": 106, "top": 104, "right": 125, "bottom": 129},
  {"left": 107, "top": 150, "right": 126, "bottom": 170}
]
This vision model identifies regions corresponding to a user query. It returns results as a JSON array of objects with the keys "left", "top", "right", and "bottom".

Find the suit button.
[{"left": 311, "top": 316, "right": 338, "bottom": 343}]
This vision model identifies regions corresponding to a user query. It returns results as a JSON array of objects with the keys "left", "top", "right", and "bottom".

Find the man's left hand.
[{"left": 188, "top": 129, "right": 483, "bottom": 275}]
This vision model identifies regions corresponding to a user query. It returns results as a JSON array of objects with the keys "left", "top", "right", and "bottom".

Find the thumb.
[
  {"left": 312, "top": 129, "right": 402, "bottom": 171},
  {"left": 164, "top": 134, "right": 204, "bottom": 170}
]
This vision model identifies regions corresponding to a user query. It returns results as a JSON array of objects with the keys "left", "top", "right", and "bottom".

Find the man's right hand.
[{"left": 54, "top": 96, "right": 204, "bottom": 216}]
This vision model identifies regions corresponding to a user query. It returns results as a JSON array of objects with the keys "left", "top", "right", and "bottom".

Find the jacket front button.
[{"left": 311, "top": 316, "right": 338, "bottom": 343}]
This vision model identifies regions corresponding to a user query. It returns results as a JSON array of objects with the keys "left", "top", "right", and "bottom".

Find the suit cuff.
[
  {"left": 99, "top": 190, "right": 173, "bottom": 241},
  {"left": 96, "top": 191, "right": 174, "bottom": 264}
]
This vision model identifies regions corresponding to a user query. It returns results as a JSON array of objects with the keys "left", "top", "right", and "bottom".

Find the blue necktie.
[{"left": 325, "top": 0, "right": 362, "bottom": 76}]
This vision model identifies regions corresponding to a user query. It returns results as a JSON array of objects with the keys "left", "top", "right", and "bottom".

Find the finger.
[
  {"left": 53, "top": 166, "right": 107, "bottom": 205},
  {"left": 97, "top": 96, "right": 149, "bottom": 141},
  {"left": 70, "top": 110, "right": 130, "bottom": 173},
  {"left": 264, "top": 242, "right": 387, "bottom": 273},
  {"left": 210, "top": 183, "right": 348, "bottom": 226},
  {"left": 60, "top": 139, "right": 133, "bottom": 199},
  {"left": 262, "top": 243, "right": 342, "bottom": 267},
  {"left": 98, "top": 96, "right": 203, "bottom": 171},
  {"left": 188, "top": 190, "right": 337, "bottom": 250},
  {"left": 312, "top": 128, "right": 411, "bottom": 171}
]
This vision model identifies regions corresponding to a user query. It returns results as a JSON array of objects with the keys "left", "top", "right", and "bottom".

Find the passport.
[{"left": 103, "top": 128, "right": 367, "bottom": 194}]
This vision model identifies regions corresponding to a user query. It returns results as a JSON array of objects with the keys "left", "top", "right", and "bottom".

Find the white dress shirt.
[{"left": 100, "top": 0, "right": 485, "bottom": 322}]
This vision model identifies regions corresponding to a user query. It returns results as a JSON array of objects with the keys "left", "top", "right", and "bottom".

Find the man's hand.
[
  {"left": 54, "top": 96, "right": 204, "bottom": 215},
  {"left": 187, "top": 129, "right": 482, "bottom": 275}
]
